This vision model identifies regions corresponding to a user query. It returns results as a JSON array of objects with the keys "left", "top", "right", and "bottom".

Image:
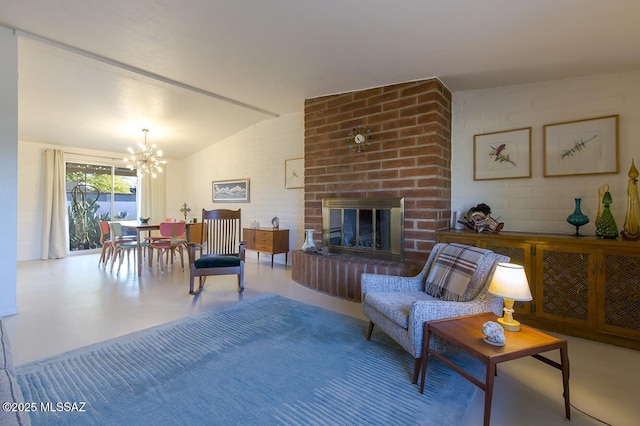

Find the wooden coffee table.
[{"left": 419, "top": 312, "right": 570, "bottom": 426}]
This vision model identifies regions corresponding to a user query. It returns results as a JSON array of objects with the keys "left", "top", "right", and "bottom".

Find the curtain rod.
[
  {"left": 62, "top": 150, "right": 125, "bottom": 162},
  {"left": 1, "top": 22, "right": 280, "bottom": 118}
]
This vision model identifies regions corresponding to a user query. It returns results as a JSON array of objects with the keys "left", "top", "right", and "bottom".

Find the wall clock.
[{"left": 348, "top": 125, "right": 372, "bottom": 153}]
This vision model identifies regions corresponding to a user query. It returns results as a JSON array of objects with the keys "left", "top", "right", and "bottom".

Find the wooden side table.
[
  {"left": 242, "top": 228, "right": 289, "bottom": 268},
  {"left": 419, "top": 312, "right": 570, "bottom": 426}
]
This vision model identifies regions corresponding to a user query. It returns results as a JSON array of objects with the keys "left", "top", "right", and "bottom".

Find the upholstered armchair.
[{"left": 361, "top": 243, "right": 509, "bottom": 384}]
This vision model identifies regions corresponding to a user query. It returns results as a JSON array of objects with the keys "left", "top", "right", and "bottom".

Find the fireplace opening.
[{"left": 322, "top": 198, "right": 404, "bottom": 261}]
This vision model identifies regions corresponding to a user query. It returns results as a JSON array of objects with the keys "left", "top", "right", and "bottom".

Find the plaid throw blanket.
[{"left": 424, "top": 243, "right": 488, "bottom": 302}]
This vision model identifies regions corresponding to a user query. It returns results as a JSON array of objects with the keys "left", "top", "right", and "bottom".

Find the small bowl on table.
[{"left": 139, "top": 217, "right": 150, "bottom": 224}]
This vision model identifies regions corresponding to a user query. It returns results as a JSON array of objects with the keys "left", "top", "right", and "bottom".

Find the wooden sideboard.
[
  {"left": 243, "top": 228, "right": 289, "bottom": 268},
  {"left": 437, "top": 229, "right": 640, "bottom": 350}
]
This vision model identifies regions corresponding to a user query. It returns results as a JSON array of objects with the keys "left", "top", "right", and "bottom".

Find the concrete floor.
[{"left": 4, "top": 252, "right": 638, "bottom": 425}]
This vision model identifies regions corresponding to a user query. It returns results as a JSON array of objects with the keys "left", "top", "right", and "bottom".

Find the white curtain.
[
  {"left": 41, "top": 149, "right": 68, "bottom": 259},
  {"left": 140, "top": 172, "right": 166, "bottom": 222}
]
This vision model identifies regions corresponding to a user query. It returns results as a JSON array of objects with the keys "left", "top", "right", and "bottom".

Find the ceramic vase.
[
  {"left": 567, "top": 198, "right": 589, "bottom": 236},
  {"left": 301, "top": 229, "right": 315, "bottom": 250}
]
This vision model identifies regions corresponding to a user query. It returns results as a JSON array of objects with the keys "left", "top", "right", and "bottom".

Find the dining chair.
[
  {"left": 98, "top": 220, "right": 113, "bottom": 268},
  {"left": 99, "top": 220, "right": 136, "bottom": 268},
  {"left": 149, "top": 221, "right": 187, "bottom": 275},
  {"left": 110, "top": 222, "right": 147, "bottom": 275}
]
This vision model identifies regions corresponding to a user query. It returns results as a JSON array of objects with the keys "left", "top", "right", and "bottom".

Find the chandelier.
[{"left": 124, "top": 129, "right": 167, "bottom": 178}]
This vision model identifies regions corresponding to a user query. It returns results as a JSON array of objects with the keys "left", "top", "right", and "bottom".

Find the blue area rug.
[{"left": 15, "top": 294, "right": 483, "bottom": 425}]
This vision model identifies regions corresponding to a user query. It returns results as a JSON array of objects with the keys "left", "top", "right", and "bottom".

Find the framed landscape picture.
[
  {"left": 212, "top": 178, "right": 250, "bottom": 202},
  {"left": 473, "top": 127, "right": 532, "bottom": 181},
  {"left": 543, "top": 115, "right": 619, "bottom": 177}
]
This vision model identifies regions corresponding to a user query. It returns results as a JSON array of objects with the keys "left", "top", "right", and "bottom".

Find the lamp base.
[{"left": 497, "top": 317, "right": 521, "bottom": 332}]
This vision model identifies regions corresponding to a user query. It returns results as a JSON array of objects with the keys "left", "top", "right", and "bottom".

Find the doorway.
[{"left": 65, "top": 162, "right": 138, "bottom": 252}]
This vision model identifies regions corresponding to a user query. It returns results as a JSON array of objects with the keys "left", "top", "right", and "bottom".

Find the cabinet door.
[
  {"left": 271, "top": 230, "right": 289, "bottom": 253},
  {"left": 536, "top": 244, "right": 597, "bottom": 328},
  {"left": 483, "top": 240, "right": 533, "bottom": 315},
  {"left": 242, "top": 229, "right": 257, "bottom": 250},
  {"left": 598, "top": 247, "right": 640, "bottom": 338}
]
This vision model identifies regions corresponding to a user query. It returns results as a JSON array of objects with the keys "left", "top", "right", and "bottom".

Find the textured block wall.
[{"left": 303, "top": 79, "right": 452, "bottom": 264}]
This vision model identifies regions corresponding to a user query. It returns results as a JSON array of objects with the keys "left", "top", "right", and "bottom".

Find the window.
[{"left": 66, "top": 162, "right": 138, "bottom": 252}]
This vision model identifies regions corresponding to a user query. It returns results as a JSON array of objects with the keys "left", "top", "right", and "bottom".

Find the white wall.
[
  {"left": 451, "top": 70, "right": 640, "bottom": 235},
  {"left": 0, "top": 28, "right": 18, "bottom": 316},
  {"left": 167, "top": 112, "right": 305, "bottom": 265}
]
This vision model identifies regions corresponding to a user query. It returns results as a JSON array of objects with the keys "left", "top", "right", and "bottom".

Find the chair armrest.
[
  {"left": 361, "top": 273, "right": 424, "bottom": 295},
  {"left": 408, "top": 292, "right": 503, "bottom": 335},
  {"left": 239, "top": 241, "right": 246, "bottom": 261},
  {"left": 401, "top": 292, "right": 502, "bottom": 355}
]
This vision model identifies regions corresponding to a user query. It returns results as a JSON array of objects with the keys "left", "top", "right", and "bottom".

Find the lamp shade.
[{"left": 488, "top": 263, "right": 532, "bottom": 301}]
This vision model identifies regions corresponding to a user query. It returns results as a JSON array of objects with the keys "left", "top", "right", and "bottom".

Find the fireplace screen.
[{"left": 322, "top": 198, "right": 404, "bottom": 261}]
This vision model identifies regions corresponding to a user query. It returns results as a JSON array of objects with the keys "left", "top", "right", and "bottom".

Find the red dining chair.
[
  {"left": 150, "top": 221, "right": 187, "bottom": 275},
  {"left": 98, "top": 220, "right": 113, "bottom": 268}
]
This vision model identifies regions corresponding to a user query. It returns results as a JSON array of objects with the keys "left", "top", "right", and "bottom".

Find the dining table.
[
  {"left": 118, "top": 221, "right": 160, "bottom": 276},
  {"left": 119, "top": 220, "right": 194, "bottom": 277}
]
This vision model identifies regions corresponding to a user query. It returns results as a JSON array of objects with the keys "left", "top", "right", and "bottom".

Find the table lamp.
[{"left": 488, "top": 263, "right": 532, "bottom": 331}]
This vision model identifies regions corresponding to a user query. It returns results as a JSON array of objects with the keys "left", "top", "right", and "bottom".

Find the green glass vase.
[{"left": 595, "top": 191, "right": 618, "bottom": 239}]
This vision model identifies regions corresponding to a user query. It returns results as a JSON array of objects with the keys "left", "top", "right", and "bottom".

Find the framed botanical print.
[
  {"left": 543, "top": 115, "right": 619, "bottom": 177},
  {"left": 473, "top": 127, "right": 532, "bottom": 181}
]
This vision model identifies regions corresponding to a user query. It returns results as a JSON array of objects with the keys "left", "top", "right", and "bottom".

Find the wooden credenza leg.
[{"left": 560, "top": 343, "right": 571, "bottom": 420}]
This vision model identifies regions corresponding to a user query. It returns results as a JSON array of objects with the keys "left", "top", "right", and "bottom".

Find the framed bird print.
[
  {"left": 473, "top": 127, "right": 532, "bottom": 181},
  {"left": 285, "top": 157, "right": 304, "bottom": 188},
  {"left": 284, "top": 158, "right": 304, "bottom": 189}
]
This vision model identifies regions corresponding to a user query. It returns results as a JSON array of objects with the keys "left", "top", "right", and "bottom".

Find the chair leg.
[
  {"left": 117, "top": 251, "right": 125, "bottom": 275},
  {"left": 189, "top": 270, "right": 196, "bottom": 294},
  {"left": 366, "top": 321, "right": 375, "bottom": 340},
  {"left": 147, "top": 247, "right": 153, "bottom": 269},
  {"left": 412, "top": 358, "right": 421, "bottom": 384},
  {"left": 178, "top": 247, "right": 184, "bottom": 271},
  {"left": 110, "top": 250, "right": 118, "bottom": 272},
  {"left": 159, "top": 250, "right": 167, "bottom": 275},
  {"left": 99, "top": 246, "right": 107, "bottom": 267},
  {"left": 189, "top": 274, "right": 205, "bottom": 295},
  {"left": 238, "top": 268, "right": 244, "bottom": 292}
]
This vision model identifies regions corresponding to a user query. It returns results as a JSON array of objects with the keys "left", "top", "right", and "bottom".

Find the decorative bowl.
[{"left": 139, "top": 217, "right": 150, "bottom": 224}]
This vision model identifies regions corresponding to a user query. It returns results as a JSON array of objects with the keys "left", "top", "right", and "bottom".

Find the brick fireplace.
[{"left": 292, "top": 78, "right": 452, "bottom": 301}]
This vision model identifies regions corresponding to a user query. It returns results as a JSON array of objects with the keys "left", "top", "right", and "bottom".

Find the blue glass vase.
[{"left": 567, "top": 198, "right": 589, "bottom": 236}]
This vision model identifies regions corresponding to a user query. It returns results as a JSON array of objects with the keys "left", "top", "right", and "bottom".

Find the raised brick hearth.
[{"left": 292, "top": 250, "right": 422, "bottom": 302}]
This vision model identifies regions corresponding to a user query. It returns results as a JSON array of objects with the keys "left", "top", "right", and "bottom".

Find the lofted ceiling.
[{"left": 1, "top": 0, "right": 640, "bottom": 160}]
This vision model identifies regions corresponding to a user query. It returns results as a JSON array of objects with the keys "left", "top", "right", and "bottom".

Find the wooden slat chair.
[{"left": 187, "top": 209, "right": 245, "bottom": 295}]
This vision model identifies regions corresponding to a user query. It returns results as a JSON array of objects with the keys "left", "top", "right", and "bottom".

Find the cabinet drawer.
[{"left": 255, "top": 243, "right": 272, "bottom": 251}]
